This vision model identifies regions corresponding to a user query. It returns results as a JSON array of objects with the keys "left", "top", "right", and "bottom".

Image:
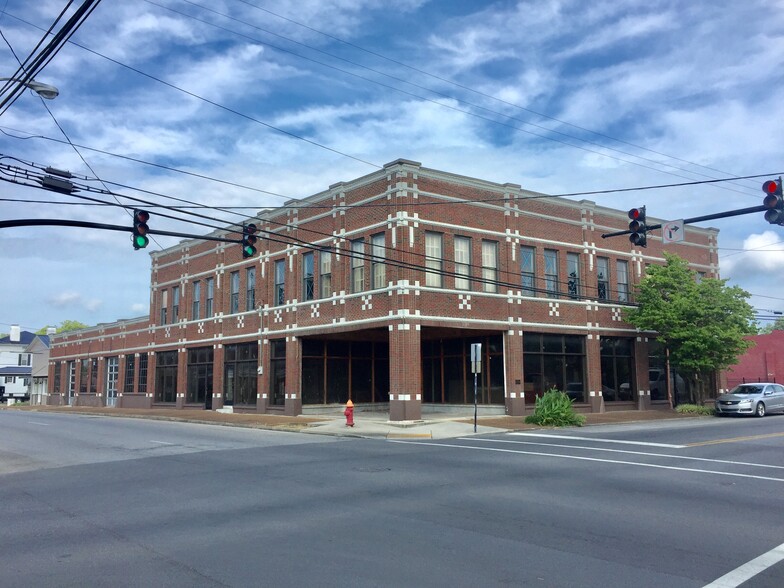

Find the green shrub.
[
  {"left": 524, "top": 388, "right": 586, "bottom": 427},
  {"left": 675, "top": 403, "right": 715, "bottom": 415}
]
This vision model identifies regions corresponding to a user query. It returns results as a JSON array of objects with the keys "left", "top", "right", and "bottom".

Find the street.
[{"left": 2, "top": 411, "right": 784, "bottom": 587}]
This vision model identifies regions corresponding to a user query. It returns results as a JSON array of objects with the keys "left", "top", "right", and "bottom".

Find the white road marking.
[
  {"left": 461, "top": 438, "right": 784, "bottom": 470},
  {"left": 26, "top": 421, "right": 51, "bottom": 426},
  {"left": 387, "top": 440, "right": 784, "bottom": 483},
  {"left": 703, "top": 542, "right": 784, "bottom": 587},
  {"left": 509, "top": 432, "right": 686, "bottom": 448},
  {"left": 149, "top": 440, "right": 175, "bottom": 445}
]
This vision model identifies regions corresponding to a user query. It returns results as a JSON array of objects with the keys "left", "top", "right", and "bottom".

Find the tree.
[
  {"left": 36, "top": 320, "right": 90, "bottom": 335},
  {"left": 624, "top": 253, "right": 756, "bottom": 405},
  {"left": 759, "top": 316, "right": 784, "bottom": 334}
]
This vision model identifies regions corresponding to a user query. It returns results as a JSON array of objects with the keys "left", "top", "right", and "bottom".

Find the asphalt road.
[{"left": 2, "top": 411, "right": 784, "bottom": 587}]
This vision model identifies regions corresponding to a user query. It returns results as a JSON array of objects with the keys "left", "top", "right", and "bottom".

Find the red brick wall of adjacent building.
[{"left": 724, "top": 331, "right": 784, "bottom": 389}]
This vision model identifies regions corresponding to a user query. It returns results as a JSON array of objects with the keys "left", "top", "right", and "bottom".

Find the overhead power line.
[{"left": 144, "top": 0, "right": 759, "bottom": 197}]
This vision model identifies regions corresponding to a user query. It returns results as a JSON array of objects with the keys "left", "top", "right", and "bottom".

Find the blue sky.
[{"left": 1, "top": 0, "right": 783, "bottom": 332}]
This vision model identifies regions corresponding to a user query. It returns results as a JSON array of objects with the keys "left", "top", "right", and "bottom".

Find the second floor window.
[
  {"left": 567, "top": 253, "right": 580, "bottom": 299},
  {"left": 617, "top": 260, "right": 629, "bottom": 302},
  {"left": 425, "top": 232, "right": 443, "bottom": 287},
  {"left": 371, "top": 233, "right": 386, "bottom": 289},
  {"left": 206, "top": 277, "right": 214, "bottom": 318},
  {"left": 544, "top": 249, "right": 559, "bottom": 297},
  {"left": 246, "top": 267, "right": 256, "bottom": 311},
  {"left": 351, "top": 239, "right": 364, "bottom": 293},
  {"left": 303, "top": 252, "right": 315, "bottom": 301},
  {"left": 521, "top": 245, "right": 535, "bottom": 296},
  {"left": 230, "top": 271, "right": 240, "bottom": 314},
  {"left": 454, "top": 236, "right": 471, "bottom": 290},
  {"left": 482, "top": 240, "right": 498, "bottom": 293},
  {"left": 172, "top": 286, "right": 180, "bottom": 322},
  {"left": 597, "top": 257, "right": 609, "bottom": 300},
  {"left": 320, "top": 251, "right": 332, "bottom": 298},
  {"left": 160, "top": 290, "right": 168, "bottom": 325},
  {"left": 275, "top": 259, "right": 285, "bottom": 305},
  {"left": 192, "top": 280, "right": 201, "bottom": 320}
]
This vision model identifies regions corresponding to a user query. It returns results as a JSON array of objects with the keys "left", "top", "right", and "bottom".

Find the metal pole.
[{"left": 473, "top": 372, "right": 478, "bottom": 433}]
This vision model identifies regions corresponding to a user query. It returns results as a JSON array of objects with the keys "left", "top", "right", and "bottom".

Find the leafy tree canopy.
[
  {"left": 36, "top": 319, "right": 90, "bottom": 335},
  {"left": 624, "top": 253, "right": 756, "bottom": 398},
  {"left": 759, "top": 316, "right": 784, "bottom": 334}
]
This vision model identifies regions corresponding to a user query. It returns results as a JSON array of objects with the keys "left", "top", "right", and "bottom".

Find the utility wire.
[
  {"left": 4, "top": 7, "right": 760, "bottom": 197},
  {"left": 146, "top": 0, "right": 758, "bottom": 197},
  {"left": 0, "top": 0, "right": 103, "bottom": 116},
  {"left": 231, "top": 0, "right": 763, "bottom": 193}
]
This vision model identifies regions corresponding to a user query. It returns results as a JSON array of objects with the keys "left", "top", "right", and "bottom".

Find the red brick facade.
[
  {"left": 47, "top": 159, "right": 719, "bottom": 420},
  {"left": 723, "top": 331, "right": 784, "bottom": 390}
]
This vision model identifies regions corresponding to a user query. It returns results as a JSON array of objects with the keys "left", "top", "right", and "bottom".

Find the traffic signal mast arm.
[
  {"left": 0, "top": 218, "right": 244, "bottom": 244},
  {"left": 601, "top": 204, "right": 767, "bottom": 239}
]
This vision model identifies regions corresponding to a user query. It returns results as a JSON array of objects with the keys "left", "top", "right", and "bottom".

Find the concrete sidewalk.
[{"left": 3, "top": 405, "right": 701, "bottom": 440}]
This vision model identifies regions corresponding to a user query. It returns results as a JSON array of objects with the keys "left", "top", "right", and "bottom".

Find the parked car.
[{"left": 714, "top": 383, "right": 784, "bottom": 417}]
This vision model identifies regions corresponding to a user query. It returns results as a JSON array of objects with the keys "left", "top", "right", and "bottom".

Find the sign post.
[{"left": 470, "top": 343, "right": 482, "bottom": 433}]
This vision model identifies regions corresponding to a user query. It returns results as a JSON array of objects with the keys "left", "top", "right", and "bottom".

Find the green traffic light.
[
  {"left": 243, "top": 245, "right": 256, "bottom": 257},
  {"left": 133, "top": 234, "right": 149, "bottom": 250}
]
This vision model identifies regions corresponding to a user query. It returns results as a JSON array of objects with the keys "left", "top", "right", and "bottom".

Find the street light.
[{"left": 0, "top": 77, "right": 59, "bottom": 100}]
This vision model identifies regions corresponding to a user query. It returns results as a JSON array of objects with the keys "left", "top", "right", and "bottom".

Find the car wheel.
[{"left": 755, "top": 402, "right": 766, "bottom": 418}]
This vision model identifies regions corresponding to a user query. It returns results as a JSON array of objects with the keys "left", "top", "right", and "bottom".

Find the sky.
[{"left": 1, "top": 0, "right": 783, "bottom": 333}]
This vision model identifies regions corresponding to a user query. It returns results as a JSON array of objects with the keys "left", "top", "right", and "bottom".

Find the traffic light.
[
  {"left": 132, "top": 209, "right": 150, "bottom": 250},
  {"left": 628, "top": 206, "right": 647, "bottom": 247},
  {"left": 242, "top": 223, "right": 257, "bottom": 258},
  {"left": 762, "top": 178, "right": 784, "bottom": 225}
]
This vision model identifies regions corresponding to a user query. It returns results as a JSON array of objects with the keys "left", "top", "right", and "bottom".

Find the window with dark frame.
[
  {"left": 597, "top": 257, "right": 609, "bottom": 301},
  {"left": 454, "top": 236, "right": 471, "bottom": 290},
  {"left": 138, "top": 354, "right": 148, "bottom": 394},
  {"left": 544, "top": 249, "right": 559, "bottom": 297},
  {"left": 275, "top": 259, "right": 285, "bottom": 305},
  {"left": 154, "top": 350, "right": 178, "bottom": 403},
  {"left": 224, "top": 343, "right": 258, "bottom": 405},
  {"left": 303, "top": 252, "right": 315, "bottom": 301},
  {"left": 172, "top": 286, "right": 180, "bottom": 322},
  {"left": 246, "top": 267, "right": 256, "bottom": 311},
  {"left": 124, "top": 354, "right": 135, "bottom": 393},
  {"left": 617, "top": 260, "right": 629, "bottom": 302},
  {"left": 482, "top": 240, "right": 498, "bottom": 293},
  {"left": 371, "top": 233, "right": 386, "bottom": 289},
  {"left": 425, "top": 231, "right": 443, "bottom": 287},
  {"left": 320, "top": 251, "right": 332, "bottom": 298},
  {"left": 192, "top": 280, "right": 201, "bottom": 320},
  {"left": 53, "top": 361, "right": 61, "bottom": 394},
  {"left": 160, "top": 289, "right": 168, "bottom": 325},
  {"left": 206, "top": 277, "right": 214, "bottom": 318},
  {"left": 230, "top": 271, "right": 240, "bottom": 314},
  {"left": 520, "top": 245, "right": 535, "bottom": 296},
  {"left": 351, "top": 239, "right": 364, "bottom": 293},
  {"left": 567, "top": 252, "right": 580, "bottom": 299}
]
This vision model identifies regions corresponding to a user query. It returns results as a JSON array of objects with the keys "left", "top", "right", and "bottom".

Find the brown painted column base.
[
  {"left": 638, "top": 390, "right": 651, "bottom": 410},
  {"left": 284, "top": 394, "right": 302, "bottom": 416},
  {"left": 506, "top": 393, "right": 526, "bottom": 416},
  {"left": 589, "top": 391, "right": 605, "bottom": 413},
  {"left": 389, "top": 395, "right": 421, "bottom": 421},
  {"left": 256, "top": 393, "right": 269, "bottom": 413}
]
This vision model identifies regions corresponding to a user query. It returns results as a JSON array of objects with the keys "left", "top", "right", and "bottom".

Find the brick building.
[
  {"left": 724, "top": 331, "right": 784, "bottom": 389},
  {"left": 47, "top": 159, "right": 719, "bottom": 420}
]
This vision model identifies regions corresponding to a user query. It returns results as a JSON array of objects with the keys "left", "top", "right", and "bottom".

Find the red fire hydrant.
[{"left": 344, "top": 399, "right": 354, "bottom": 427}]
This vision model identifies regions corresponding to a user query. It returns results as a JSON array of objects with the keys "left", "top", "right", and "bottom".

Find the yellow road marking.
[
  {"left": 688, "top": 431, "right": 784, "bottom": 447},
  {"left": 387, "top": 433, "right": 432, "bottom": 439}
]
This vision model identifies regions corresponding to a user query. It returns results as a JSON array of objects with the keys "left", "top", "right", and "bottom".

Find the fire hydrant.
[{"left": 344, "top": 399, "right": 354, "bottom": 427}]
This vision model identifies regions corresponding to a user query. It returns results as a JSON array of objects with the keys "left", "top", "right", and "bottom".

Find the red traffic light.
[
  {"left": 762, "top": 180, "right": 780, "bottom": 195},
  {"left": 628, "top": 208, "right": 642, "bottom": 220}
]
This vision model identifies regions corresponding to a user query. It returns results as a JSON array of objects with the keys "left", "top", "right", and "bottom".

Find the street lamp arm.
[{"left": 0, "top": 77, "right": 59, "bottom": 100}]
